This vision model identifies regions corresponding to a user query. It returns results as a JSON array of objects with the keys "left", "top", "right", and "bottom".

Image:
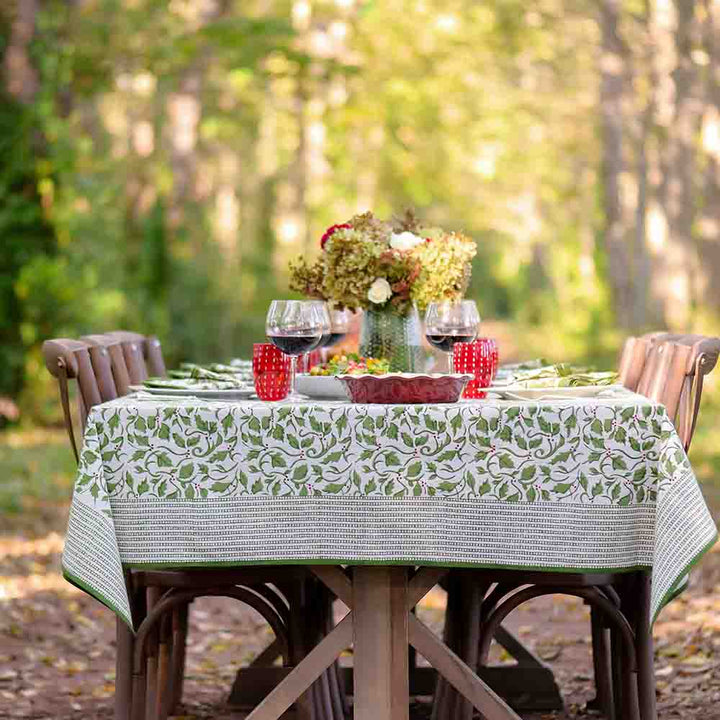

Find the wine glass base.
[{"left": 286, "top": 391, "right": 309, "bottom": 402}]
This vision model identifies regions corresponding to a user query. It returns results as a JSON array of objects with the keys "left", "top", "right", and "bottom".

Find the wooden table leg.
[
  {"left": 310, "top": 565, "right": 519, "bottom": 720},
  {"left": 245, "top": 616, "right": 353, "bottom": 720},
  {"left": 635, "top": 572, "right": 657, "bottom": 720},
  {"left": 352, "top": 567, "right": 409, "bottom": 720}
]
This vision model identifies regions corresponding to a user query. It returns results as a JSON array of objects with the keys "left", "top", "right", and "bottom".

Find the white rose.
[
  {"left": 367, "top": 277, "right": 393, "bottom": 304},
  {"left": 390, "top": 231, "right": 424, "bottom": 252}
]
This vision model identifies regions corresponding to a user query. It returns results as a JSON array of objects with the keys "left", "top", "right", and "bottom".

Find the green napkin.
[
  {"left": 511, "top": 365, "right": 618, "bottom": 388},
  {"left": 143, "top": 374, "right": 247, "bottom": 391}
]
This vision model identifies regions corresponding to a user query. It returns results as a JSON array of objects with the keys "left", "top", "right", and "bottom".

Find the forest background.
[{"left": 2, "top": 0, "right": 720, "bottom": 511}]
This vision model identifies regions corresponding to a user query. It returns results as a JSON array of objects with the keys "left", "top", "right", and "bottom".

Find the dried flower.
[
  {"left": 410, "top": 231, "right": 477, "bottom": 311},
  {"left": 288, "top": 256, "right": 327, "bottom": 299},
  {"left": 288, "top": 211, "right": 477, "bottom": 314},
  {"left": 368, "top": 278, "right": 393, "bottom": 304},
  {"left": 320, "top": 223, "right": 352, "bottom": 249},
  {"left": 390, "top": 231, "right": 424, "bottom": 251}
]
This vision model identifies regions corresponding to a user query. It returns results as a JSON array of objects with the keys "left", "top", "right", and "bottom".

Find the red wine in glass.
[
  {"left": 268, "top": 334, "right": 321, "bottom": 355},
  {"left": 424, "top": 301, "right": 480, "bottom": 374},
  {"left": 322, "top": 332, "right": 346, "bottom": 348}
]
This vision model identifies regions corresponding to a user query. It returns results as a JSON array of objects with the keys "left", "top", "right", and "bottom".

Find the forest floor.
[{"left": 1, "top": 429, "right": 720, "bottom": 720}]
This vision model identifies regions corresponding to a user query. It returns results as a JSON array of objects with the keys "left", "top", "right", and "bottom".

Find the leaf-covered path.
[{"left": 2, "top": 497, "right": 719, "bottom": 719}]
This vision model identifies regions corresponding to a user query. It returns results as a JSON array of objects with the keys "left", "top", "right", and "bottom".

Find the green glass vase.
[{"left": 359, "top": 306, "right": 423, "bottom": 372}]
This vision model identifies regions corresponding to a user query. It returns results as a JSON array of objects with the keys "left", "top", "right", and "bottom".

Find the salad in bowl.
[
  {"left": 298, "top": 354, "right": 389, "bottom": 399},
  {"left": 309, "top": 354, "right": 390, "bottom": 377}
]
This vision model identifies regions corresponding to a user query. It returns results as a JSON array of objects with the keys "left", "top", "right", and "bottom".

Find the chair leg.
[
  {"left": 156, "top": 611, "right": 173, "bottom": 720},
  {"left": 430, "top": 571, "right": 460, "bottom": 720},
  {"left": 610, "top": 625, "right": 625, "bottom": 720},
  {"left": 621, "top": 640, "right": 640, "bottom": 720},
  {"left": 619, "top": 579, "right": 641, "bottom": 720},
  {"left": 627, "top": 572, "right": 657, "bottom": 720},
  {"left": 634, "top": 574, "right": 657, "bottom": 720},
  {"left": 589, "top": 607, "right": 615, "bottom": 719},
  {"left": 115, "top": 618, "right": 134, "bottom": 720},
  {"left": 131, "top": 635, "right": 148, "bottom": 720},
  {"left": 169, "top": 603, "right": 189, "bottom": 713},
  {"left": 145, "top": 588, "right": 161, "bottom": 720},
  {"left": 610, "top": 579, "right": 641, "bottom": 720},
  {"left": 129, "top": 577, "right": 148, "bottom": 720},
  {"left": 286, "top": 579, "right": 315, "bottom": 720},
  {"left": 455, "top": 574, "right": 482, "bottom": 720}
]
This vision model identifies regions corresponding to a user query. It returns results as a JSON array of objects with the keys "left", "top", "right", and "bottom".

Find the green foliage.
[
  {"left": 0, "top": 0, "right": 714, "bottom": 434},
  {"left": 0, "top": 87, "right": 57, "bottom": 399}
]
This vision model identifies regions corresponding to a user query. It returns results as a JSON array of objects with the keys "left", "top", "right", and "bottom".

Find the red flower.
[{"left": 320, "top": 223, "right": 352, "bottom": 249}]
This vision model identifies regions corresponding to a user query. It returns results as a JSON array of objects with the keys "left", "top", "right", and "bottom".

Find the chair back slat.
[
  {"left": 643, "top": 342, "right": 692, "bottom": 422},
  {"left": 70, "top": 346, "right": 103, "bottom": 418},
  {"left": 619, "top": 337, "right": 650, "bottom": 391},
  {"left": 82, "top": 334, "right": 131, "bottom": 397},
  {"left": 82, "top": 337, "right": 119, "bottom": 403},
  {"left": 146, "top": 335, "right": 166, "bottom": 377},
  {"left": 617, "top": 337, "right": 636, "bottom": 388},
  {"left": 106, "top": 331, "right": 150, "bottom": 383}
]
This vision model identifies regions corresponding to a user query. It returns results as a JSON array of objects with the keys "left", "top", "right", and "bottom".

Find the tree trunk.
[
  {"left": 632, "top": 0, "right": 658, "bottom": 329},
  {"left": 652, "top": 0, "right": 704, "bottom": 329},
  {"left": 598, "top": 0, "right": 636, "bottom": 328},
  {"left": 2, "top": 0, "right": 40, "bottom": 103},
  {"left": 697, "top": 0, "right": 720, "bottom": 310}
]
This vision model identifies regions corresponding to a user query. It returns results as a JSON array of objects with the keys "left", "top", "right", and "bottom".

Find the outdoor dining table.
[{"left": 62, "top": 388, "right": 718, "bottom": 720}]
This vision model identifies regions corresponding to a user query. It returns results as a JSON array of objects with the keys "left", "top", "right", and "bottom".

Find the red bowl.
[{"left": 338, "top": 373, "right": 472, "bottom": 404}]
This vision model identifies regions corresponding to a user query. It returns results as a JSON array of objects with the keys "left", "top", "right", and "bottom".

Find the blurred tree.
[
  {"left": 0, "top": 7, "right": 57, "bottom": 400},
  {"left": 2, "top": 0, "right": 720, "bottom": 422}
]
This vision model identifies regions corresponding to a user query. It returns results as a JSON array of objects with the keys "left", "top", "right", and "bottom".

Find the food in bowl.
[{"left": 309, "top": 353, "right": 390, "bottom": 377}]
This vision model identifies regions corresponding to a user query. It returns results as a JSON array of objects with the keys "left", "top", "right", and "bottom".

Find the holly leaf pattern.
[{"left": 71, "top": 395, "right": 690, "bottom": 508}]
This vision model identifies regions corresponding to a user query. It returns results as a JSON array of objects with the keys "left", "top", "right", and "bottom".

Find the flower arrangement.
[{"left": 289, "top": 210, "right": 477, "bottom": 315}]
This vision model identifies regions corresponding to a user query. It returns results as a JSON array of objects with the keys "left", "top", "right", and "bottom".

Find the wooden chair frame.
[
  {"left": 439, "top": 332, "right": 720, "bottom": 720},
  {"left": 42, "top": 336, "right": 344, "bottom": 720}
]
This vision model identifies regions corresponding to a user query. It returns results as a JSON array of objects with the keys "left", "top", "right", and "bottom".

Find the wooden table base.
[{"left": 243, "top": 566, "right": 522, "bottom": 720}]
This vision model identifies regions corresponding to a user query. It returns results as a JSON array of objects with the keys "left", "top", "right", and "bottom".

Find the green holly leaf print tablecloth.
[{"left": 61, "top": 392, "right": 717, "bottom": 630}]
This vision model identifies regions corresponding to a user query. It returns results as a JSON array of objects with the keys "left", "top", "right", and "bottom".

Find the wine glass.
[
  {"left": 266, "top": 300, "right": 323, "bottom": 400},
  {"left": 425, "top": 300, "right": 480, "bottom": 373},
  {"left": 323, "top": 308, "right": 352, "bottom": 348},
  {"left": 305, "top": 301, "right": 332, "bottom": 350}
]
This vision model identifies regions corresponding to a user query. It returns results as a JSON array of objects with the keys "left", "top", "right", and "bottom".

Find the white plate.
[
  {"left": 295, "top": 375, "right": 348, "bottom": 400},
  {"left": 130, "top": 384, "right": 255, "bottom": 400},
  {"left": 491, "top": 384, "right": 625, "bottom": 400}
]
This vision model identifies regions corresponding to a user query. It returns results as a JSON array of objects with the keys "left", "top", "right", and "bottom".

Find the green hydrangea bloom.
[{"left": 288, "top": 213, "right": 477, "bottom": 315}]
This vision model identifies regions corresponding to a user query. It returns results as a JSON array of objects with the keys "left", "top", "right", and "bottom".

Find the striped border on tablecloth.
[{"left": 61, "top": 463, "right": 717, "bottom": 631}]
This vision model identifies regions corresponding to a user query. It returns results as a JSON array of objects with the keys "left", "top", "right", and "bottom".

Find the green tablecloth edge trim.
[
  {"left": 122, "top": 558, "right": 652, "bottom": 574},
  {"left": 63, "top": 532, "right": 717, "bottom": 632},
  {"left": 62, "top": 566, "right": 134, "bottom": 631},
  {"left": 652, "top": 530, "right": 718, "bottom": 624}
]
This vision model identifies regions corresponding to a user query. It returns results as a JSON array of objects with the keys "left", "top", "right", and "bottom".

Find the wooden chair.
[
  {"left": 42, "top": 337, "right": 345, "bottom": 720},
  {"left": 618, "top": 337, "right": 652, "bottom": 391},
  {"left": 436, "top": 334, "right": 720, "bottom": 720},
  {"left": 104, "top": 330, "right": 167, "bottom": 381},
  {"left": 636, "top": 335, "right": 720, "bottom": 450}
]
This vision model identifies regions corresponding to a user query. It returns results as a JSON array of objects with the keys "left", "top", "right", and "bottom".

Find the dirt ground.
[{"left": 2, "top": 502, "right": 720, "bottom": 720}]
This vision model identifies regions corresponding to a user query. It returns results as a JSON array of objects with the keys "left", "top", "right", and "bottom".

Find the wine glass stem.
[
  {"left": 290, "top": 355, "right": 298, "bottom": 397},
  {"left": 449, "top": 351, "right": 454, "bottom": 374}
]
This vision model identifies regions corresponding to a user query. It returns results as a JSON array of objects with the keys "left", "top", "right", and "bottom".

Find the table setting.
[{"left": 60, "top": 211, "right": 717, "bottom": 720}]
